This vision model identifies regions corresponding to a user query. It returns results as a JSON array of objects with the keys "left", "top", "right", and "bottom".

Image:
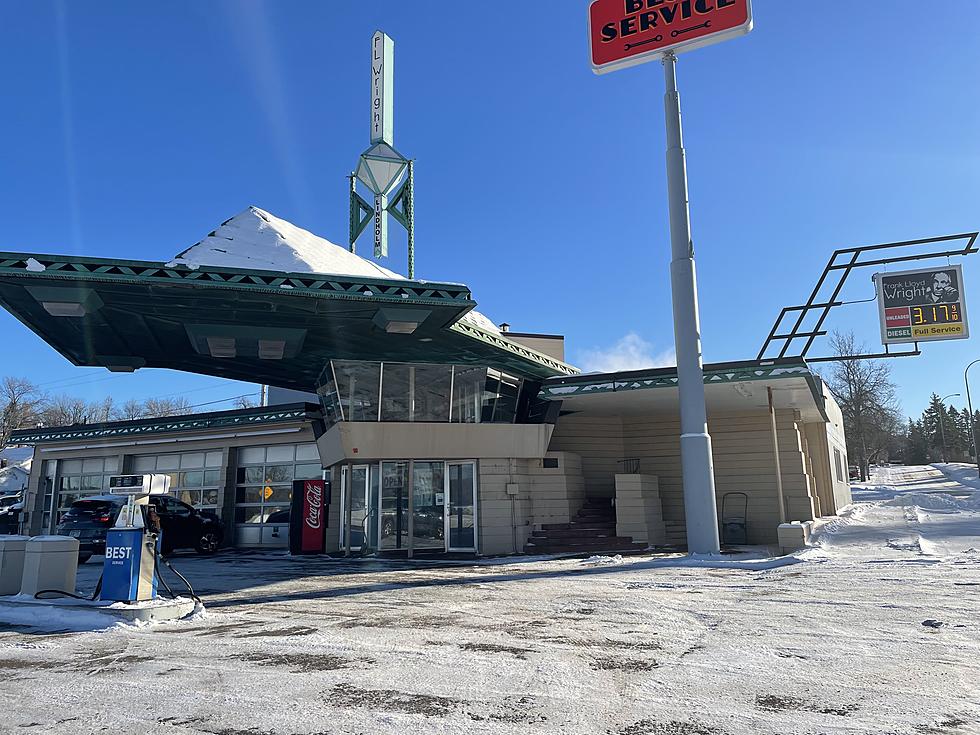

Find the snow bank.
[
  {"left": 641, "top": 553, "right": 803, "bottom": 571},
  {"left": 581, "top": 554, "right": 625, "bottom": 566},
  {"left": 168, "top": 206, "right": 500, "bottom": 334}
]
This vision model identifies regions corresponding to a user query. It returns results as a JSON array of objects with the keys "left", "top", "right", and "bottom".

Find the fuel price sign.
[{"left": 875, "top": 265, "right": 969, "bottom": 345}]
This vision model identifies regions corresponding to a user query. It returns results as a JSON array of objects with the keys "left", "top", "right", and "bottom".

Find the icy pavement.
[{"left": 3, "top": 469, "right": 979, "bottom": 734}]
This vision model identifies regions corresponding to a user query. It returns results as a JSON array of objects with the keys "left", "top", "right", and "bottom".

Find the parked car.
[
  {"left": 56, "top": 494, "right": 224, "bottom": 563},
  {"left": 0, "top": 494, "right": 22, "bottom": 534},
  {"left": 848, "top": 465, "right": 860, "bottom": 481}
]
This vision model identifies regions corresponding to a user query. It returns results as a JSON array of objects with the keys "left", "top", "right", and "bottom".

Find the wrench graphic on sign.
[
  {"left": 671, "top": 20, "right": 711, "bottom": 38},
  {"left": 624, "top": 34, "right": 664, "bottom": 51}
]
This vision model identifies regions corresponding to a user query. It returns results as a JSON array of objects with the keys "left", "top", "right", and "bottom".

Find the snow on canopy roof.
[{"left": 169, "top": 206, "right": 500, "bottom": 334}]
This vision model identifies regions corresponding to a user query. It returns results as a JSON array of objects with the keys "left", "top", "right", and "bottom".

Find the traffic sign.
[
  {"left": 589, "top": 0, "right": 753, "bottom": 74},
  {"left": 875, "top": 265, "right": 970, "bottom": 345}
]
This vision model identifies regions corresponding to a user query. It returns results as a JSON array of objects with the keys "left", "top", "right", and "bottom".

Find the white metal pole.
[
  {"left": 965, "top": 360, "right": 980, "bottom": 477},
  {"left": 662, "top": 52, "right": 720, "bottom": 555}
]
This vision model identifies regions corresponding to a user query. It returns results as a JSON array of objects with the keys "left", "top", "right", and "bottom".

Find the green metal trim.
[
  {"left": 10, "top": 405, "right": 316, "bottom": 445},
  {"left": 539, "top": 364, "right": 811, "bottom": 399},
  {"left": 449, "top": 320, "right": 579, "bottom": 377},
  {"left": 0, "top": 253, "right": 473, "bottom": 308}
]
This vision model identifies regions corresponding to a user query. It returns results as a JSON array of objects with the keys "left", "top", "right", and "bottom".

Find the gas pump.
[{"left": 100, "top": 474, "right": 170, "bottom": 603}]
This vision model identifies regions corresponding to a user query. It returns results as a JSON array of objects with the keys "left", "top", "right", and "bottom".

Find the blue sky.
[{"left": 1, "top": 1, "right": 979, "bottom": 419}]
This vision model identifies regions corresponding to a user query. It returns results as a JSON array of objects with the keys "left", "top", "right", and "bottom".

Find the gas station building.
[{"left": 1, "top": 210, "right": 852, "bottom": 556}]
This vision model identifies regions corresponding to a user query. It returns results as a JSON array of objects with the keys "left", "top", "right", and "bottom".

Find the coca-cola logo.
[{"left": 304, "top": 481, "right": 322, "bottom": 530}]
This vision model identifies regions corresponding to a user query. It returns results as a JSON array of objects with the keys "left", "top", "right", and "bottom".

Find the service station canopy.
[{"left": 0, "top": 252, "right": 577, "bottom": 390}]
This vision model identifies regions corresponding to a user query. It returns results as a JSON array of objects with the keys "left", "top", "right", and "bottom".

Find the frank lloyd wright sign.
[{"left": 875, "top": 265, "right": 969, "bottom": 345}]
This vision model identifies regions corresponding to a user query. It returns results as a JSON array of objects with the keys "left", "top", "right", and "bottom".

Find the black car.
[{"left": 56, "top": 494, "right": 224, "bottom": 563}]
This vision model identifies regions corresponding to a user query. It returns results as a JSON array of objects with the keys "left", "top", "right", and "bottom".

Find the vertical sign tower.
[
  {"left": 350, "top": 31, "right": 416, "bottom": 276},
  {"left": 589, "top": 1, "right": 754, "bottom": 555}
]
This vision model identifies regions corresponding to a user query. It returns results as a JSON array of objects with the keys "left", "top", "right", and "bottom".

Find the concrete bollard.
[
  {"left": 20, "top": 536, "right": 80, "bottom": 598},
  {"left": 0, "top": 536, "right": 30, "bottom": 596}
]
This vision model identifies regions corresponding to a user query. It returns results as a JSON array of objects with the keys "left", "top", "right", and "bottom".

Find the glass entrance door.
[
  {"left": 341, "top": 465, "right": 369, "bottom": 551},
  {"left": 412, "top": 461, "right": 446, "bottom": 550},
  {"left": 446, "top": 462, "right": 477, "bottom": 551},
  {"left": 379, "top": 462, "right": 409, "bottom": 550}
]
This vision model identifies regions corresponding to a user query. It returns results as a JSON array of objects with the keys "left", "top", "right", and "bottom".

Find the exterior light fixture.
[
  {"left": 42, "top": 302, "right": 87, "bottom": 317},
  {"left": 258, "top": 340, "right": 286, "bottom": 360},
  {"left": 206, "top": 337, "right": 236, "bottom": 358},
  {"left": 372, "top": 307, "right": 430, "bottom": 335}
]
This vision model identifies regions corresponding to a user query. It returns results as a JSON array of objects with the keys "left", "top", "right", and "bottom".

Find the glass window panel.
[
  {"left": 413, "top": 365, "right": 452, "bottom": 422},
  {"left": 82, "top": 458, "right": 104, "bottom": 473},
  {"left": 235, "top": 507, "right": 267, "bottom": 524},
  {"left": 157, "top": 455, "right": 180, "bottom": 471},
  {"left": 174, "top": 489, "right": 200, "bottom": 506},
  {"left": 133, "top": 456, "right": 156, "bottom": 472},
  {"left": 265, "top": 465, "right": 293, "bottom": 483},
  {"left": 267, "top": 486, "right": 292, "bottom": 503},
  {"left": 334, "top": 361, "right": 381, "bottom": 422},
  {"left": 58, "top": 492, "right": 80, "bottom": 509},
  {"left": 239, "top": 447, "right": 266, "bottom": 465},
  {"left": 180, "top": 471, "right": 204, "bottom": 488},
  {"left": 103, "top": 456, "right": 120, "bottom": 473},
  {"left": 205, "top": 451, "right": 223, "bottom": 468},
  {"left": 296, "top": 444, "right": 318, "bottom": 461},
  {"left": 44, "top": 461, "right": 57, "bottom": 479},
  {"left": 202, "top": 488, "right": 220, "bottom": 506},
  {"left": 180, "top": 453, "right": 206, "bottom": 469},
  {"left": 61, "top": 460, "right": 83, "bottom": 474},
  {"left": 204, "top": 469, "right": 221, "bottom": 486},
  {"left": 165, "top": 472, "right": 180, "bottom": 490},
  {"left": 263, "top": 506, "right": 290, "bottom": 524},
  {"left": 294, "top": 463, "right": 322, "bottom": 480},
  {"left": 82, "top": 475, "right": 104, "bottom": 492},
  {"left": 452, "top": 366, "right": 487, "bottom": 423},
  {"left": 266, "top": 445, "right": 295, "bottom": 463},
  {"left": 380, "top": 363, "right": 412, "bottom": 421},
  {"left": 240, "top": 466, "right": 264, "bottom": 484},
  {"left": 236, "top": 487, "right": 265, "bottom": 504}
]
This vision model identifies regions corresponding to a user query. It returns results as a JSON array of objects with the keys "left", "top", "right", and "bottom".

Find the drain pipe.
[{"left": 768, "top": 387, "right": 787, "bottom": 524}]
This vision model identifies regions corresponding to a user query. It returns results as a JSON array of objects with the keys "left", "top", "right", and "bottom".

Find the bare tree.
[
  {"left": 235, "top": 394, "right": 257, "bottom": 410},
  {"left": 41, "top": 394, "right": 91, "bottom": 427},
  {"left": 141, "top": 396, "right": 192, "bottom": 418},
  {"left": 0, "top": 377, "right": 44, "bottom": 449},
  {"left": 89, "top": 396, "right": 115, "bottom": 424},
  {"left": 825, "top": 331, "right": 903, "bottom": 481},
  {"left": 116, "top": 399, "right": 146, "bottom": 421}
]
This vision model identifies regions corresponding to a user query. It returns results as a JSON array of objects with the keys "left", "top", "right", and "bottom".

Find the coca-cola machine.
[{"left": 289, "top": 478, "right": 330, "bottom": 555}]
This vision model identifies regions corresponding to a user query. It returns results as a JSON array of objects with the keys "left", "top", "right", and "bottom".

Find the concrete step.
[
  {"left": 530, "top": 528, "right": 619, "bottom": 540},
  {"left": 525, "top": 538, "right": 647, "bottom": 554}
]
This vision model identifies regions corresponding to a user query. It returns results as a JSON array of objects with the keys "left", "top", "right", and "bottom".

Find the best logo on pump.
[{"left": 589, "top": 0, "right": 754, "bottom": 74}]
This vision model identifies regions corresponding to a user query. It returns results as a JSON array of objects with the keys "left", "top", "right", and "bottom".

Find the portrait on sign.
[{"left": 875, "top": 265, "right": 969, "bottom": 345}]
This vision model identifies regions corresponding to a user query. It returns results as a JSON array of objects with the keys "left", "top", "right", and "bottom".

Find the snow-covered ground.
[{"left": 2, "top": 466, "right": 978, "bottom": 734}]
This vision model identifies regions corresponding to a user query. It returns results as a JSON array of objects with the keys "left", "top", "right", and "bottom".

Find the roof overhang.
[
  {"left": 0, "top": 252, "right": 577, "bottom": 389},
  {"left": 541, "top": 359, "right": 829, "bottom": 423}
]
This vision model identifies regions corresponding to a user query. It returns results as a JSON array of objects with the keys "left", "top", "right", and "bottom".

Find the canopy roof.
[
  {"left": 0, "top": 252, "right": 576, "bottom": 390},
  {"left": 541, "top": 359, "right": 830, "bottom": 423}
]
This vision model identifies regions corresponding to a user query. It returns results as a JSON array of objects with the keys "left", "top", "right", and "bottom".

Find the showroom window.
[
  {"left": 317, "top": 360, "right": 540, "bottom": 427},
  {"left": 132, "top": 451, "right": 224, "bottom": 515}
]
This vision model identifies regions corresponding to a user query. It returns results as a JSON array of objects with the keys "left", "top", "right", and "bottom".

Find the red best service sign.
[{"left": 590, "top": 0, "right": 753, "bottom": 74}]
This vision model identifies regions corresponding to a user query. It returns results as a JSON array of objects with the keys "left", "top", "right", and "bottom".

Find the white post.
[
  {"left": 966, "top": 360, "right": 980, "bottom": 477},
  {"left": 662, "top": 52, "right": 720, "bottom": 555},
  {"left": 768, "top": 387, "right": 787, "bottom": 524}
]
